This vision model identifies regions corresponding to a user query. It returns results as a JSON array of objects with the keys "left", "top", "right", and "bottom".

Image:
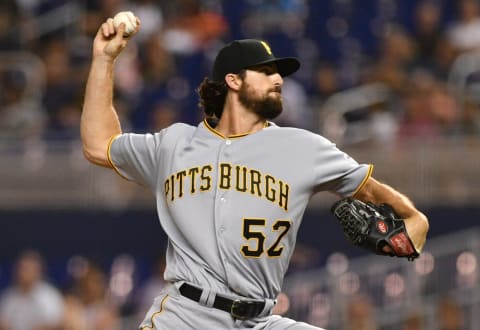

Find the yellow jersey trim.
[
  {"left": 352, "top": 164, "right": 373, "bottom": 197},
  {"left": 204, "top": 119, "right": 227, "bottom": 138},
  {"left": 203, "top": 119, "right": 268, "bottom": 139},
  {"left": 106, "top": 134, "right": 131, "bottom": 181},
  {"left": 141, "top": 295, "right": 169, "bottom": 330}
]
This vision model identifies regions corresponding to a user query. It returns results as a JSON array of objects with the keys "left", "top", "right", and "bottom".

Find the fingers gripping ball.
[
  {"left": 331, "top": 198, "right": 419, "bottom": 260},
  {"left": 113, "top": 11, "right": 138, "bottom": 37}
]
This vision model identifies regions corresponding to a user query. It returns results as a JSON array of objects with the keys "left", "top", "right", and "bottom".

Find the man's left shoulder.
[{"left": 265, "top": 124, "right": 331, "bottom": 144}]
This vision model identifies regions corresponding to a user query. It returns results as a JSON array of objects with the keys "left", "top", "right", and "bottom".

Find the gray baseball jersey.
[{"left": 108, "top": 119, "right": 372, "bottom": 300}]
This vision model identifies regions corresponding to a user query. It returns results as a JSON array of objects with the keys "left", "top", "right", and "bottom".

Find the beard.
[{"left": 238, "top": 81, "right": 283, "bottom": 120}]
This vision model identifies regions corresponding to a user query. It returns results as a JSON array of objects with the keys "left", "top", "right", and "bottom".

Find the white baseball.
[{"left": 113, "top": 11, "right": 137, "bottom": 36}]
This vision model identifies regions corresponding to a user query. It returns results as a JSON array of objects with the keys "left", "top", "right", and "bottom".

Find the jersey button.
[
  {"left": 220, "top": 197, "right": 226, "bottom": 202},
  {"left": 225, "top": 139, "right": 232, "bottom": 145}
]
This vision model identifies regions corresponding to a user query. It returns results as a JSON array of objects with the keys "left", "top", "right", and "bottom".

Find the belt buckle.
[{"left": 230, "top": 299, "right": 260, "bottom": 320}]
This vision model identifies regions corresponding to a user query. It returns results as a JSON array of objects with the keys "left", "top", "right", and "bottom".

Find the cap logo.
[{"left": 260, "top": 41, "right": 272, "bottom": 55}]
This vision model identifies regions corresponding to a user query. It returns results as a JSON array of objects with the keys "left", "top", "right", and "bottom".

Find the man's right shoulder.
[
  {"left": 165, "top": 122, "right": 196, "bottom": 131},
  {"left": 113, "top": 123, "right": 195, "bottom": 146},
  {"left": 162, "top": 122, "right": 196, "bottom": 136}
]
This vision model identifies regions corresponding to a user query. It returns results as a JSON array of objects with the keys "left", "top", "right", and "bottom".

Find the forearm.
[
  {"left": 355, "top": 178, "right": 417, "bottom": 217},
  {"left": 355, "top": 177, "right": 429, "bottom": 252},
  {"left": 81, "top": 56, "right": 122, "bottom": 167}
]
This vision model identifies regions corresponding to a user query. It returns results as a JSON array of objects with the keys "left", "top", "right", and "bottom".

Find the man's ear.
[{"left": 225, "top": 73, "right": 242, "bottom": 91}]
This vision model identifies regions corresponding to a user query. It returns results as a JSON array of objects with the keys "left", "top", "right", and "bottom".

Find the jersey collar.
[{"left": 203, "top": 118, "right": 271, "bottom": 139}]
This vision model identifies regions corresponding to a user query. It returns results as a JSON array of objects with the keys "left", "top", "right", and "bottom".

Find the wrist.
[
  {"left": 404, "top": 213, "right": 429, "bottom": 252},
  {"left": 92, "top": 53, "right": 117, "bottom": 66}
]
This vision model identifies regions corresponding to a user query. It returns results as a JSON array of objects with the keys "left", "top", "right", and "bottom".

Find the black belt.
[{"left": 179, "top": 283, "right": 265, "bottom": 320}]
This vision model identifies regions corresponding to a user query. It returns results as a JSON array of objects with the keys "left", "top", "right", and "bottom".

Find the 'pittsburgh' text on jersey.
[{"left": 164, "top": 163, "right": 290, "bottom": 211}]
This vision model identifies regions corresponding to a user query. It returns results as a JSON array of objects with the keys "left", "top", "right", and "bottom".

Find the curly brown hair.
[
  {"left": 197, "top": 70, "right": 246, "bottom": 119},
  {"left": 196, "top": 78, "right": 227, "bottom": 119}
]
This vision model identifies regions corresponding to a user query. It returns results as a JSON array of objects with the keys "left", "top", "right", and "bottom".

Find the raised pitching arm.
[{"left": 80, "top": 17, "right": 140, "bottom": 167}]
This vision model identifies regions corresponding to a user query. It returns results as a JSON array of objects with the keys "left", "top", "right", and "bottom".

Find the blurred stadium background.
[{"left": 1, "top": 0, "right": 480, "bottom": 329}]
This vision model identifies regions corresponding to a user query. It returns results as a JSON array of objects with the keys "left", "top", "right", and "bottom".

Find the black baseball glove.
[{"left": 331, "top": 198, "right": 419, "bottom": 260}]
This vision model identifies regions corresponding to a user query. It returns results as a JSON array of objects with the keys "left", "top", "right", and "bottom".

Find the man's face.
[
  {"left": 237, "top": 63, "right": 284, "bottom": 120},
  {"left": 15, "top": 255, "right": 42, "bottom": 292}
]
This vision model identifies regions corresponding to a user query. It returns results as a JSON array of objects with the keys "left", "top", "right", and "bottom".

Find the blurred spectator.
[
  {"left": 0, "top": 1, "right": 22, "bottom": 50},
  {"left": 82, "top": 1, "right": 109, "bottom": 39},
  {"left": 396, "top": 72, "right": 441, "bottom": 141},
  {"left": 0, "top": 250, "right": 64, "bottom": 330},
  {"left": 446, "top": 0, "right": 480, "bottom": 53},
  {"left": 459, "top": 97, "right": 480, "bottom": 135},
  {"left": 344, "top": 293, "right": 378, "bottom": 330},
  {"left": 437, "top": 296, "right": 465, "bottom": 330},
  {"left": 61, "top": 261, "right": 120, "bottom": 330},
  {"left": 311, "top": 62, "right": 341, "bottom": 137},
  {"left": 287, "top": 243, "right": 320, "bottom": 275},
  {"left": 427, "top": 35, "right": 458, "bottom": 80},
  {"left": 275, "top": 77, "right": 313, "bottom": 129},
  {"left": 148, "top": 101, "right": 179, "bottom": 131},
  {"left": 112, "top": 90, "right": 135, "bottom": 132},
  {"left": 368, "top": 102, "right": 399, "bottom": 145},
  {"left": 412, "top": 0, "right": 444, "bottom": 69},
  {"left": 94, "top": 0, "right": 135, "bottom": 19},
  {"left": 397, "top": 70, "right": 459, "bottom": 141},
  {"left": 311, "top": 62, "right": 340, "bottom": 103},
  {"left": 140, "top": 34, "right": 175, "bottom": 86},
  {"left": 112, "top": 36, "right": 142, "bottom": 101},
  {"left": 306, "top": 290, "right": 330, "bottom": 328},
  {"left": 131, "top": 0, "right": 164, "bottom": 42},
  {"left": 161, "top": 0, "right": 228, "bottom": 55},
  {"left": 428, "top": 81, "right": 461, "bottom": 136},
  {"left": 133, "top": 34, "right": 176, "bottom": 130},
  {"left": 39, "top": 38, "right": 82, "bottom": 139},
  {"left": 0, "top": 69, "right": 46, "bottom": 140},
  {"left": 317, "top": 82, "right": 398, "bottom": 146},
  {"left": 365, "top": 26, "right": 417, "bottom": 95},
  {"left": 402, "top": 312, "right": 426, "bottom": 330}
]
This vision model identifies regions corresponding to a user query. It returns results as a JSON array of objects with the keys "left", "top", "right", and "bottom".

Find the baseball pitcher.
[{"left": 80, "top": 14, "right": 429, "bottom": 330}]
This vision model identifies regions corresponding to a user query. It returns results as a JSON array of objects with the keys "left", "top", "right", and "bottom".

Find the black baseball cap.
[{"left": 211, "top": 39, "right": 300, "bottom": 82}]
